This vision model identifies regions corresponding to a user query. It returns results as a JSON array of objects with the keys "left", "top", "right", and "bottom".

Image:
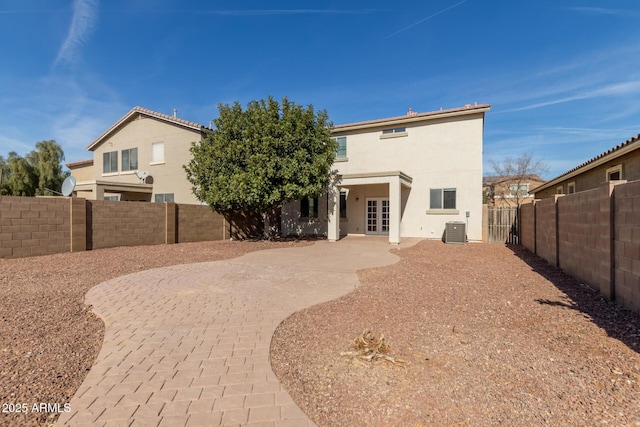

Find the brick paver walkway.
[{"left": 57, "top": 236, "right": 418, "bottom": 426}]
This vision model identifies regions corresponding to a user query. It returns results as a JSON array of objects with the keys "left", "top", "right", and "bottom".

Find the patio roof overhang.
[
  {"left": 336, "top": 170, "right": 413, "bottom": 188},
  {"left": 74, "top": 180, "right": 153, "bottom": 195},
  {"left": 328, "top": 171, "right": 412, "bottom": 245}
]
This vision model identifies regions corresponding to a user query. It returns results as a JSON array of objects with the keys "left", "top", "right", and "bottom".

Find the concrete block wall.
[
  {"left": 535, "top": 196, "right": 559, "bottom": 266},
  {"left": 88, "top": 200, "right": 167, "bottom": 250},
  {"left": 557, "top": 184, "right": 614, "bottom": 298},
  {"left": 519, "top": 202, "right": 535, "bottom": 253},
  {"left": 614, "top": 180, "right": 640, "bottom": 311},
  {"left": 0, "top": 196, "right": 73, "bottom": 258},
  {"left": 0, "top": 197, "right": 226, "bottom": 258},
  {"left": 523, "top": 181, "right": 640, "bottom": 314},
  {"left": 176, "top": 204, "right": 225, "bottom": 243}
]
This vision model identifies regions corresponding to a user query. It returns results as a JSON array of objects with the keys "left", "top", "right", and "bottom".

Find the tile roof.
[
  {"left": 66, "top": 158, "right": 94, "bottom": 168},
  {"left": 86, "top": 106, "right": 206, "bottom": 150},
  {"left": 533, "top": 132, "right": 640, "bottom": 193}
]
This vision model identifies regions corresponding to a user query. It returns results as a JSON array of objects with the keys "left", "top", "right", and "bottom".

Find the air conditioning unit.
[{"left": 445, "top": 221, "right": 466, "bottom": 244}]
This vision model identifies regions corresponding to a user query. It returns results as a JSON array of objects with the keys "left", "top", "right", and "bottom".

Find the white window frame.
[
  {"left": 606, "top": 164, "right": 623, "bottom": 181},
  {"left": 334, "top": 136, "right": 347, "bottom": 160},
  {"left": 427, "top": 188, "right": 459, "bottom": 214},
  {"left": 151, "top": 141, "right": 165, "bottom": 164},
  {"left": 380, "top": 127, "right": 408, "bottom": 139},
  {"left": 103, "top": 151, "right": 118, "bottom": 174},
  {"left": 567, "top": 182, "right": 576, "bottom": 194},
  {"left": 154, "top": 193, "right": 174, "bottom": 203},
  {"left": 556, "top": 186, "right": 564, "bottom": 194},
  {"left": 509, "top": 183, "right": 529, "bottom": 197},
  {"left": 121, "top": 147, "right": 138, "bottom": 171}
]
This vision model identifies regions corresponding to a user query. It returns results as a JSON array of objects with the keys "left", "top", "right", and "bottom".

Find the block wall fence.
[
  {"left": 0, "top": 196, "right": 232, "bottom": 258},
  {"left": 519, "top": 181, "right": 640, "bottom": 313}
]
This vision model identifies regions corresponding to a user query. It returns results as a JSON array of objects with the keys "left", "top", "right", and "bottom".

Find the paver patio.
[{"left": 57, "top": 236, "right": 419, "bottom": 426}]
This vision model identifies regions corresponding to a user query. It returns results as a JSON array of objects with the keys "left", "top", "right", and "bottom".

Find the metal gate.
[{"left": 487, "top": 206, "right": 518, "bottom": 244}]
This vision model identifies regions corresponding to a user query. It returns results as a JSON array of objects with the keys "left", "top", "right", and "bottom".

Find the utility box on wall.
[{"left": 445, "top": 221, "right": 466, "bottom": 244}]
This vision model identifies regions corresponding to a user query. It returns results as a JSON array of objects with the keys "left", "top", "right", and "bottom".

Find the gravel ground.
[
  {"left": 0, "top": 240, "right": 307, "bottom": 427},
  {"left": 271, "top": 240, "right": 640, "bottom": 427},
  {"left": 2, "top": 239, "right": 639, "bottom": 427}
]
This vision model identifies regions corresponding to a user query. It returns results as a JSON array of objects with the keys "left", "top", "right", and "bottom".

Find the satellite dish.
[
  {"left": 135, "top": 170, "right": 149, "bottom": 181},
  {"left": 61, "top": 176, "right": 76, "bottom": 197}
]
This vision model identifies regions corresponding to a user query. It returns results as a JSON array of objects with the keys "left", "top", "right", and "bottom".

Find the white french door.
[{"left": 366, "top": 198, "right": 390, "bottom": 235}]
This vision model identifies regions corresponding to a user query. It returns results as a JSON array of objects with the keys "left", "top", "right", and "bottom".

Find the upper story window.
[
  {"left": 567, "top": 182, "right": 576, "bottom": 194},
  {"left": 606, "top": 164, "right": 622, "bottom": 181},
  {"left": 335, "top": 136, "right": 347, "bottom": 159},
  {"left": 103, "top": 151, "right": 118, "bottom": 174},
  {"left": 380, "top": 127, "right": 408, "bottom": 139},
  {"left": 122, "top": 148, "right": 138, "bottom": 171},
  {"left": 509, "top": 183, "right": 529, "bottom": 196},
  {"left": 382, "top": 127, "right": 406, "bottom": 135},
  {"left": 556, "top": 186, "right": 564, "bottom": 194},
  {"left": 152, "top": 142, "right": 164, "bottom": 163}
]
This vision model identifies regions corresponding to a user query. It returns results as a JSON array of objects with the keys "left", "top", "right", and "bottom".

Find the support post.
[
  {"left": 389, "top": 177, "right": 401, "bottom": 244},
  {"left": 327, "top": 185, "right": 340, "bottom": 242}
]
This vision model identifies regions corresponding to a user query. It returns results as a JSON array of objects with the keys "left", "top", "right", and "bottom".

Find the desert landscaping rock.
[
  {"left": 271, "top": 240, "right": 640, "bottom": 426},
  {"left": 0, "top": 240, "right": 307, "bottom": 427},
  {"left": 2, "top": 237, "right": 639, "bottom": 426}
]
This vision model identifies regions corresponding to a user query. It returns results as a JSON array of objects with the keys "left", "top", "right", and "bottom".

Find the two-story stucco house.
[
  {"left": 281, "top": 104, "right": 490, "bottom": 243},
  {"left": 68, "top": 106, "right": 208, "bottom": 204}
]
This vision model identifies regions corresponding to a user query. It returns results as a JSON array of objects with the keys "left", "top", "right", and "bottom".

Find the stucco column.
[
  {"left": 92, "top": 183, "right": 104, "bottom": 201},
  {"left": 389, "top": 176, "right": 401, "bottom": 244},
  {"left": 327, "top": 185, "right": 340, "bottom": 242}
]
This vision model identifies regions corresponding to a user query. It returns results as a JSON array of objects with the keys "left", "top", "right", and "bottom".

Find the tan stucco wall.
[
  {"left": 535, "top": 149, "right": 640, "bottom": 199},
  {"left": 92, "top": 116, "right": 202, "bottom": 204},
  {"left": 335, "top": 114, "right": 485, "bottom": 241},
  {"left": 281, "top": 112, "right": 485, "bottom": 241},
  {"left": 69, "top": 163, "right": 94, "bottom": 182}
]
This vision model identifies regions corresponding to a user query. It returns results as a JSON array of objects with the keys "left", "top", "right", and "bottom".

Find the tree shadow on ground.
[
  {"left": 508, "top": 244, "right": 640, "bottom": 354},
  {"left": 235, "top": 235, "right": 327, "bottom": 243}
]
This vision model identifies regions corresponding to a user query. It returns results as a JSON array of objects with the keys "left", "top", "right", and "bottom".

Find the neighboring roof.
[
  {"left": 332, "top": 103, "right": 490, "bottom": 132},
  {"left": 533, "top": 132, "right": 640, "bottom": 194},
  {"left": 86, "top": 106, "right": 207, "bottom": 151},
  {"left": 66, "top": 159, "right": 94, "bottom": 169},
  {"left": 483, "top": 174, "right": 545, "bottom": 186}
]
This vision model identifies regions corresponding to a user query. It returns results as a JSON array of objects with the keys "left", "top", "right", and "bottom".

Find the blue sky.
[{"left": 1, "top": 0, "right": 640, "bottom": 180}]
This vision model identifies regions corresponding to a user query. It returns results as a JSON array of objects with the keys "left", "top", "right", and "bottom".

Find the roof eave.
[
  {"left": 332, "top": 105, "right": 490, "bottom": 133},
  {"left": 533, "top": 136, "right": 640, "bottom": 194},
  {"left": 86, "top": 107, "right": 206, "bottom": 151}
]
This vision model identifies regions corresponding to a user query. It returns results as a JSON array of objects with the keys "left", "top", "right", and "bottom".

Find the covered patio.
[{"left": 327, "top": 171, "right": 412, "bottom": 244}]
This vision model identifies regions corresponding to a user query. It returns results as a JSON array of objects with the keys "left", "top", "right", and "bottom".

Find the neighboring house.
[
  {"left": 67, "top": 107, "right": 209, "bottom": 204},
  {"left": 281, "top": 104, "right": 491, "bottom": 243},
  {"left": 533, "top": 133, "right": 640, "bottom": 199},
  {"left": 483, "top": 174, "right": 546, "bottom": 206}
]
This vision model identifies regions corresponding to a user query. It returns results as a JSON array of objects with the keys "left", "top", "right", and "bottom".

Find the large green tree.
[
  {"left": 185, "top": 96, "right": 338, "bottom": 237},
  {"left": 1, "top": 140, "right": 66, "bottom": 196},
  {"left": 4, "top": 152, "right": 37, "bottom": 196},
  {"left": 30, "top": 140, "right": 66, "bottom": 196}
]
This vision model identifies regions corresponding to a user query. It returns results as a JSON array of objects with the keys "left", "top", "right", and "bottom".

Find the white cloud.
[
  {"left": 53, "top": 0, "right": 99, "bottom": 67},
  {"left": 199, "top": 9, "right": 380, "bottom": 16},
  {"left": 497, "top": 80, "right": 640, "bottom": 113},
  {"left": 386, "top": 0, "right": 468, "bottom": 38},
  {"left": 567, "top": 7, "right": 640, "bottom": 17}
]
